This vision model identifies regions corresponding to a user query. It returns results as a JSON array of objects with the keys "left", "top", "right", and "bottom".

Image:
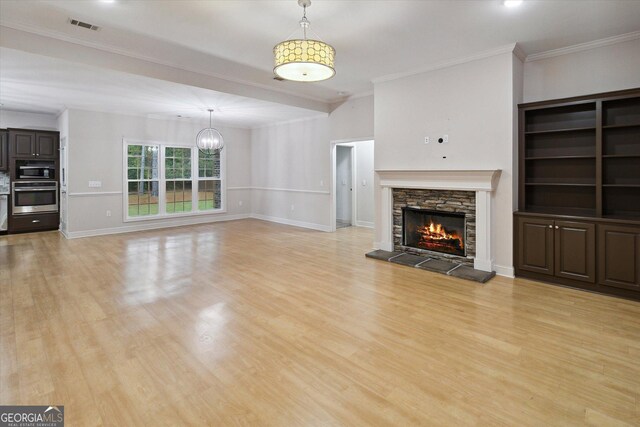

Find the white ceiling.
[
  {"left": 0, "top": 47, "right": 323, "bottom": 128},
  {"left": 0, "top": 0, "right": 639, "bottom": 126}
]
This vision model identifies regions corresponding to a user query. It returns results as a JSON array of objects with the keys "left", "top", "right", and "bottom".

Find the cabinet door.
[
  {"left": 11, "top": 131, "right": 36, "bottom": 157},
  {"left": 35, "top": 133, "right": 58, "bottom": 159},
  {"left": 0, "top": 131, "right": 7, "bottom": 171},
  {"left": 598, "top": 224, "right": 640, "bottom": 291},
  {"left": 517, "top": 216, "right": 554, "bottom": 275},
  {"left": 554, "top": 221, "right": 596, "bottom": 283}
]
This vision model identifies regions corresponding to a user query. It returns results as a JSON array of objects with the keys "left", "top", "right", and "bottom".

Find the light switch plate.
[{"left": 88, "top": 181, "right": 102, "bottom": 188}]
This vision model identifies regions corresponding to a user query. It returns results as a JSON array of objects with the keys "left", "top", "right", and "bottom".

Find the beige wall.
[
  {"left": 374, "top": 52, "right": 520, "bottom": 275},
  {"left": 66, "top": 109, "right": 252, "bottom": 236},
  {"left": 524, "top": 38, "right": 640, "bottom": 103},
  {"left": 0, "top": 110, "right": 58, "bottom": 130},
  {"left": 250, "top": 96, "right": 374, "bottom": 230}
]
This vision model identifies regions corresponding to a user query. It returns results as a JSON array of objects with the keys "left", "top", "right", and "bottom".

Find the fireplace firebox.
[{"left": 402, "top": 208, "right": 466, "bottom": 257}]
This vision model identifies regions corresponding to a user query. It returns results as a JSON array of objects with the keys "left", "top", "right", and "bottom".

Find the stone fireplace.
[
  {"left": 395, "top": 190, "right": 474, "bottom": 263},
  {"left": 376, "top": 170, "right": 501, "bottom": 272}
]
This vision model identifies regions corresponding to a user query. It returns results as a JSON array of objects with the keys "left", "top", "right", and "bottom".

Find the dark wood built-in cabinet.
[
  {"left": 6, "top": 128, "right": 60, "bottom": 234},
  {"left": 515, "top": 88, "right": 640, "bottom": 300},
  {"left": 0, "top": 130, "right": 8, "bottom": 171},
  {"left": 9, "top": 130, "right": 59, "bottom": 160}
]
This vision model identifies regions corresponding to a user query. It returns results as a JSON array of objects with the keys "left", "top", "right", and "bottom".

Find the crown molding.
[
  {"left": 372, "top": 43, "right": 519, "bottom": 84},
  {"left": 512, "top": 42, "right": 527, "bottom": 62},
  {"left": 0, "top": 21, "right": 333, "bottom": 106},
  {"left": 525, "top": 31, "right": 640, "bottom": 63},
  {"left": 250, "top": 112, "right": 328, "bottom": 130}
]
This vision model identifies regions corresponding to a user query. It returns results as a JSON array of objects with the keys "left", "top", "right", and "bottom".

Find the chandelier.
[
  {"left": 196, "top": 109, "right": 224, "bottom": 155},
  {"left": 273, "top": 0, "right": 335, "bottom": 82}
]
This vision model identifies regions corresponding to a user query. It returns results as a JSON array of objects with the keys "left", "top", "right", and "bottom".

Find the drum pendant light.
[{"left": 273, "top": 0, "right": 335, "bottom": 82}]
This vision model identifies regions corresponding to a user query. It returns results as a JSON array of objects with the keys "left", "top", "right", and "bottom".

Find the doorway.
[
  {"left": 335, "top": 145, "right": 354, "bottom": 229},
  {"left": 331, "top": 139, "right": 374, "bottom": 232}
]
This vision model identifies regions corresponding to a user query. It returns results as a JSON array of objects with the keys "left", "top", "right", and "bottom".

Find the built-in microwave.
[
  {"left": 16, "top": 161, "right": 56, "bottom": 180},
  {"left": 12, "top": 181, "right": 58, "bottom": 214}
]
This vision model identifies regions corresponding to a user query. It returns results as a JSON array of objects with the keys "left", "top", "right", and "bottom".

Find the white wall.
[
  {"left": 0, "top": 110, "right": 58, "bottom": 130},
  {"left": 524, "top": 38, "right": 640, "bottom": 103},
  {"left": 65, "top": 109, "right": 252, "bottom": 237},
  {"left": 354, "top": 140, "right": 374, "bottom": 227},
  {"left": 374, "top": 52, "right": 519, "bottom": 275},
  {"left": 250, "top": 95, "right": 374, "bottom": 231}
]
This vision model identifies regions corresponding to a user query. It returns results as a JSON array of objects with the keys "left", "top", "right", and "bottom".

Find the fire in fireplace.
[{"left": 402, "top": 208, "right": 466, "bottom": 257}]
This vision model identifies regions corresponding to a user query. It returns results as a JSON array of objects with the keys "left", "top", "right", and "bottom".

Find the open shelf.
[
  {"left": 525, "top": 103, "right": 596, "bottom": 133},
  {"left": 525, "top": 185, "right": 595, "bottom": 216},
  {"left": 525, "top": 183, "right": 596, "bottom": 187},
  {"left": 603, "top": 186, "right": 640, "bottom": 219},
  {"left": 524, "top": 205, "right": 597, "bottom": 218},
  {"left": 520, "top": 91, "right": 640, "bottom": 222},
  {"left": 525, "top": 155, "right": 595, "bottom": 160},
  {"left": 603, "top": 126, "right": 640, "bottom": 156},
  {"left": 525, "top": 126, "right": 595, "bottom": 135},
  {"left": 525, "top": 157, "right": 595, "bottom": 186},
  {"left": 604, "top": 97, "right": 640, "bottom": 126},
  {"left": 603, "top": 123, "right": 640, "bottom": 129},
  {"left": 525, "top": 129, "right": 595, "bottom": 158},
  {"left": 603, "top": 157, "right": 640, "bottom": 186}
]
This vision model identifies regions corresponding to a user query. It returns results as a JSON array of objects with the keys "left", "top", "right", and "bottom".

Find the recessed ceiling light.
[{"left": 503, "top": 0, "right": 523, "bottom": 7}]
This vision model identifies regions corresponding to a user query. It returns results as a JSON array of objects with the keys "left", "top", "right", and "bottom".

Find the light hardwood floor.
[{"left": 1, "top": 219, "right": 639, "bottom": 426}]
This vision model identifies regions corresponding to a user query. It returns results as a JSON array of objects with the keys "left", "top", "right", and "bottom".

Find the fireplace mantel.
[
  {"left": 376, "top": 169, "right": 501, "bottom": 272},
  {"left": 376, "top": 169, "right": 501, "bottom": 191}
]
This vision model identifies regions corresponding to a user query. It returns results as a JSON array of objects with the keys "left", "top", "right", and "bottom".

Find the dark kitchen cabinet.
[
  {"left": 35, "top": 133, "right": 58, "bottom": 159},
  {"left": 599, "top": 224, "right": 640, "bottom": 291},
  {"left": 9, "top": 212, "right": 59, "bottom": 233},
  {"left": 10, "top": 130, "right": 36, "bottom": 157},
  {"left": 516, "top": 88, "right": 640, "bottom": 300},
  {"left": 9, "top": 129, "right": 59, "bottom": 159},
  {"left": 554, "top": 221, "right": 596, "bottom": 283},
  {"left": 516, "top": 216, "right": 554, "bottom": 276},
  {"left": 0, "top": 130, "right": 7, "bottom": 171}
]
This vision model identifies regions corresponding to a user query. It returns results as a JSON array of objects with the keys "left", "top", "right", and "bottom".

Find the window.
[
  {"left": 198, "top": 151, "right": 221, "bottom": 210},
  {"left": 127, "top": 144, "right": 159, "bottom": 217},
  {"left": 165, "top": 147, "right": 192, "bottom": 214},
  {"left": 124, "top": 140, "right": 224, "bottom": 220}
]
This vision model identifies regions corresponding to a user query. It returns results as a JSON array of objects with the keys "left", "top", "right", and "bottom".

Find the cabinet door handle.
[
  {"left": 548, "top": 225, "right": 553, "bottom": 228},
  {"left": 555, "top": 226, "right": 559, "bottom": 229},
  {"left": 32, "top": 220, "right": 41, "bottom": 223}
]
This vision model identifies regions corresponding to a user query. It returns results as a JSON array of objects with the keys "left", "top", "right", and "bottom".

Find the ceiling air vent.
[{"left": 69, "top": 18, "right": 100, "bottom": 31}]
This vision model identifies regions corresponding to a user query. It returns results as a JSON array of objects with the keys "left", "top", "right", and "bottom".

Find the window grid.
[
  {"left": 127, "top": 144, "right": 159, "bottom": 217},
  {"left": 124, "top": 142, "right": 224, "bottom": 220}
]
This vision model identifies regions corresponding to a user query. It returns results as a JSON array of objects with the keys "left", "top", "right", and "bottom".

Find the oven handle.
[{"left": 13, "top": 188, "right": 56, "bottom": 192}]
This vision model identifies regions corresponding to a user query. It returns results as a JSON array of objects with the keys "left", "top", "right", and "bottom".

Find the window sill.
[{"left": 124, "top": 208, "right": 227, "bottom": 223}]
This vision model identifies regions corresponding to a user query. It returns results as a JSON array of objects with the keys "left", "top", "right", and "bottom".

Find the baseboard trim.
[
  {"left": 250, "top": 214, "right": 331, "bottom": 232},
  {"left": 494, "top": 264, "right": 515, "bottom": 278},
  {"left": 355, "top": 220, "right": 374, "bottom": 228},
  {"left": 64, "top": 213, "right": 251, "bottom": 239}
]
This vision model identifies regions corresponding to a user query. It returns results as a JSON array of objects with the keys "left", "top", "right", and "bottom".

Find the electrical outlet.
[
  {"left": 106, "top": 210, "right": 111, "bottom": 217},
  {"left": 239, "top": 200, "right": 243, "bottom": 206},
  {"left": 290, "top": 204, "right": 295, "bottom": 211},
  {"left": 320, "top": 180, "right": 324, "bottom": 187},
  {"left": 424, "top": 136, "right": 430, "bottom": 144}
]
